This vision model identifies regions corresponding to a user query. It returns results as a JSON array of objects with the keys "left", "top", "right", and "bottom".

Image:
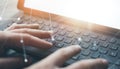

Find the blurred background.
[{"left": 0, "top": 0, "right": 18, "bottom": 18}]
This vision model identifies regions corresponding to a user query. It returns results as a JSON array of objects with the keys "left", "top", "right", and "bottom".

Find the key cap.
[
  {"left": 99, "top": 47, "right": 108, "bottom": 54},
  {"left": 81, "top": 50, "right": 90, "bottom": 56},
  {"left": 108, "top": 65, "right": 119, "bottom": 69},
  {"left": 109, "top": 45, "right": 118, "bottom": 50},
  {"left": 52, "top": 23, "right": 58, "bottom": 28},
  {"left": 109, "top": 51, "right": 117, "bottom": 57},
  {"left": 56, "top": 36, "right": 64, "bottom": 41},
  {"left": 59, "top": 31, "right": 66, "bottom": 36},
  {"left": 100, "top": 35, "right": 107, "bottom": 41},
  {"left": 83, "top": 32, "right": 90, "bottom": 36},
  {"left": 83, "top": 37, "right": 91, "bottom": 43},
  {"left": 81, "top": 43, "right": 89, "bottom": 49},
  {"left": 48, "top": 47, "right": 58, "bottom": 53},
  {"left": 56, "top": 43, "right": 64, "bottom": 48},
  {"left": 91, "top": 52, "right": 100, "bottom": 58},
  {"left": 109, "top": 38, "right": 116, "bottom": 43},
  {"left": 90, "top": 45, "right": 98, "bottom": 51},
  {"left": 115, "top": 60, "right": 120, "bottom": 66},
  {"left": 64, "top": 39, "right": 72, "bottom": 44},
  {"left": 67, "top": 34, "right": 74, "bottom": 38}
]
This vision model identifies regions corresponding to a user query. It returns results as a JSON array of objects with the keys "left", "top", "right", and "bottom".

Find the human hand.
[
  {"left": 0, "top": 23, "right": 53, "bottom": 69},
  {"left": 2, "top": 23, "right": 52, "bottom": 49},
  {"left": 26, "top": 45, "right": 108, "bottom": 69}
]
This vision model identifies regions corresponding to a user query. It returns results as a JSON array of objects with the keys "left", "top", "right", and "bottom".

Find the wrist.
[{"left": 0, "top": 31, "right": 8, "bottom": 48}]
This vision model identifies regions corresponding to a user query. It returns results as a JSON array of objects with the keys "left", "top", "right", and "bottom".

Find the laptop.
[{"left": 1, "top": 0, "right": 120, "bottom": 69}]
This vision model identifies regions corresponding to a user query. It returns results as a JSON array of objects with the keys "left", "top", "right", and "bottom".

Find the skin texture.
[{"left": 0, "top": 23, "right": 108, "bottom": 69}]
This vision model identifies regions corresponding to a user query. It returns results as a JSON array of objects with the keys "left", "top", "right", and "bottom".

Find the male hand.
[{"left": 26, "top": 45, "right": 108, "bottom": 69}]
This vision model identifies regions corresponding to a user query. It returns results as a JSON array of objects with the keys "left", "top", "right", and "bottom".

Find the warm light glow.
[{"left": 24, "top": 0, "right": 120, "bottom": 29}]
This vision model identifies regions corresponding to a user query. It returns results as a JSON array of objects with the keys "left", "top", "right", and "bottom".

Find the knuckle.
[
  {"left": 12, "top": 24, "right": 18, "bottom": 29},
  {"left": 22, "top": 28, "right": 29, "bottom": 33}
]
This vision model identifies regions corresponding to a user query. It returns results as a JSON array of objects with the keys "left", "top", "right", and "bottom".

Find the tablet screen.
[{"left": 24, "top": 0, "right": 120, "bottom": 29}]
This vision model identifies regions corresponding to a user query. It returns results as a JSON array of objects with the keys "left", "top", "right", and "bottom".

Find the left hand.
[{"left": 0, "top": 23, "right": 53, "bottom": 69}]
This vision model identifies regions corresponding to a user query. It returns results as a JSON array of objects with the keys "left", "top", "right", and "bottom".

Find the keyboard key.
[
  {"left": 64, "top": 39, "right": 72, "bottom": 44},
  {"left": 91, "top": 52, "right": 100, "bottom": 58},
  {"left": 101, "top": 42, "right": 109, "bottom": 48},
  {"left": 81, "top": 43, "right": 89, "bottom": 49},
  {"left": 109, "top": 38, "right": 117, "bottom": 43},
  {"left": 52, "top": 23, "right": 59, "bottom": 28},
  {"left": 67, "top": 28, "right": 73, "bottom": 32},
  {"left": 56, "top": 43, "right": 64, "bottom": 48},
  {"left": 37, "top": 19, "right": 44, "bottom": 24},
  {"left": 48, "top": 47, "right": 58, "bottom": 53},
  {"left": 59, "top": 31, "right": 66, "bottom": 36},
  {"left": 100, "top": 35, "right": 107, "bottom": 41},
  {"left": 72, "top": 39, "right": 81, "bottom": 45},
  {"left": 24, "top": 16, "right": 30, "bottom": 20},
  {"left": 99, "top": 47, "right": 108, "bottom": 54},
  {"left": 59, "top": 25, "right": 65, "bottom": 30},
  {"left": 67, "top": 33, "right": 74, "bottom": 38},
  {"left": 31, "top": 17, "right": 37, "bottom": 22},
  {"left": 83, "top": 32, "right": 90, "bottom": 36},
  {"left": 109, "top": 51, "right": 117, "bottom": 57},
  {"left": 56, "top": 36, "right": 64, "bottom": 41},
  {"left": 82, "top": 37, "right": 91, "bottom": 43},
  {"left": 90, "top": 45, "right": 98, "bottom": 51},
  {"left": 79, "top": 55, "right": 90, "bottom": 60},
  {"left": 44, "top": 22, "right": 50, "bottom": 26},
  {"left": 108, "top": 65, "right": 119, "bottom": 69},
  {"left": 91, "top": 33, "right": 98, "bottom": 39},
  {"left": 115, "top": 60, "right": 120, "bottom": 66},
  {"left": 74, "top": 29, "right": 81, "bottom": 34},
  {"left": 81, "top": 50, "right": 90, "bottom": 56},
  {"left": 92, "top": 40, "right": 99, "bottom": 45},
  {"left": 109, "top": 45, "right": 118, "bottom": 50}
]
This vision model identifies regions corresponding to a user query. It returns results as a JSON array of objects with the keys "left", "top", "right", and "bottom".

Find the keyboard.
[{"left": 1, "top": 14, "right": 120, "bottom": 69}]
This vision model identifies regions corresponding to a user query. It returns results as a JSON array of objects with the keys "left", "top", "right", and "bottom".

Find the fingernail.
[
  {"left": 101, "top": 59, "right": 108, "bottom": 64},
  {"left": 48, "top": 31, "right": 53, "bottom": 33},
  {"left": 73, "top": 45, "right": 81, "bottom": 50}
]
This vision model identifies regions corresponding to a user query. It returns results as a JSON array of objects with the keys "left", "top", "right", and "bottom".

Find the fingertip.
[
  {"left": 32, "top": 24, "right": 39, "bottom": 28},
  {"left": 42, "top": 42, "right": 53, "bottom": 49},
  {"left": 48, "top": 31, "right": 53, "bottom": 34},
  {"left": 94, "top": 58, "right": 108, "bottom": 69},
  {"left": 96, "top": 58, "right": 108, "bottom": 65},
  {"left": 101, "top": 59, "right": 108, "bottom": 64},
  {"left": 49, "top": 42, "right": 53, "bottom": 47},
  {"left": 70, "top": 45, "right": 81, "bottom": 51}
]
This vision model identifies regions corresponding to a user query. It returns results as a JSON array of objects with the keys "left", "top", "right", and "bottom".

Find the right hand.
[{"left": 26, "top": 45, "right": 108, "bottom": 69}]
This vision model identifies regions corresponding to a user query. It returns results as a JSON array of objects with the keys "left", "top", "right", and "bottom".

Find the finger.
[
  {"left": 10, "top": 29, "right": 52, "bottom": 38},
  {"left": 38, "top": 45, "right": 81, "bottom": 66},
  {"left": 7, "top": 33, "right": 52, "bottom": 49},
  {"left": 65, "top": 58, "right": 108, "bottom": 69},
  {"left": 5, "top": 23, "right": 39, "bottom": 31},
  {"left": 0, "top": 57, "right": 32, "bottom": 69}
]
